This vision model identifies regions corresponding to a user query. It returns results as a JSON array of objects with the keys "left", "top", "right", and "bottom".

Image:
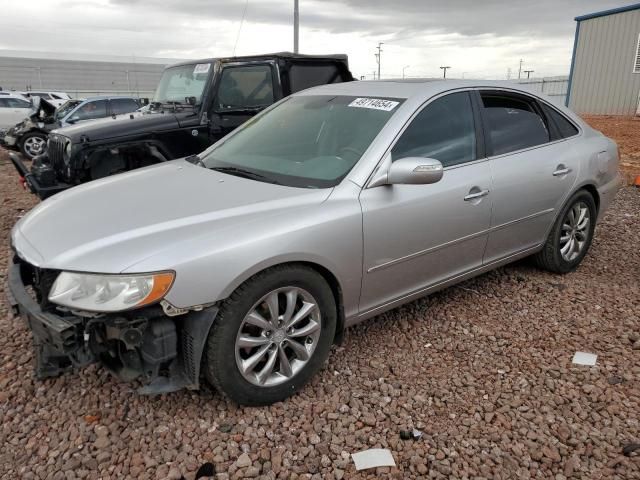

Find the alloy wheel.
[
  {"left": 235, "top": 287, "right": 322, "bottom": 387},
  {"left": 24, "top": 136, "right": 46, "bottom": 158},
  {"left": 559, "top": 201, "right": 590, "bottom": 262}
]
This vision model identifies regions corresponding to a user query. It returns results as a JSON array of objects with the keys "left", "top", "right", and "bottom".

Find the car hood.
[
  {"left": 53, "top": 109, "right": 198, "bottom": 143},
  {"left": 12, "top": 159, "right": 332, "bottom": 273}
]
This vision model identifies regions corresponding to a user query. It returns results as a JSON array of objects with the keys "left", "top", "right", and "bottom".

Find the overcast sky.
[{"left": 0, "top": 0, "right": 634, "bottom": 79}]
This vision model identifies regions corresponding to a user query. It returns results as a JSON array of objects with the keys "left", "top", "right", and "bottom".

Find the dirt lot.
[
  {"left": 582, "top": 115, "right": 640, "bottom": 184},
  {"left": 0, "top": 116, "right": 639, "bottom": 479}
]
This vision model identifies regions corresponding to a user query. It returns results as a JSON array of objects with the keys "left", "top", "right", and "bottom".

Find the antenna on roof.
[{"left": 233, "top": 0, "right": 249, "bottom": 57}]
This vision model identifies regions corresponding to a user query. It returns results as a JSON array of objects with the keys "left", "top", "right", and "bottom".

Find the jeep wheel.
[
  {"left": 20, "top": 132, "right": 47, "bottom": 160},
  {"left": 204, "top": 265, "right": 337, "bottom": 405}
]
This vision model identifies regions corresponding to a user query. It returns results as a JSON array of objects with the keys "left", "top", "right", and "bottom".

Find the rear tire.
[
  {"left": 534, "top": 190, "right": 596, "bottom": 273},
  {"left": 203, "top": 265, "right": 337, "bottom": 405},
  {"left": 20, "top": 132, "right": 47, "bottom": 160}
]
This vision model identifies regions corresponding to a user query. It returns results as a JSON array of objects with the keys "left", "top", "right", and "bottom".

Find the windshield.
[
  {"left": 201, "top": 95, "right": 403, "bottom": 188},
  {"left": 153, "top": 62, "right": 212, "bottom": 104},
  {"left": 56, "top": 100, "right": 81, "bottom": 120}
]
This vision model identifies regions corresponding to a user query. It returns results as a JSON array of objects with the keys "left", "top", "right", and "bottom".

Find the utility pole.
[
  {"left": 375, "top": 42, "right": 384, "bottom": 80},
  {"left": 372, "top": 70, "right": 376, "bottom": 80},
  {"left": 402, "top": 65, "right": 410, "bottom": 79},
  {"left": 440, "top": 66, "right": 451, "bottom": 79},
  {"left": 507, "top": 68, "right": 512, "bottom": 80},
  {"left": 518, "top": 58, "right": 523, "bottom": 79},
  {"left": 524, "top": 69, "right": 534, "bottom": 79},
  {"left": 293, "top": 0, "right": 299, "bottom": 53}
]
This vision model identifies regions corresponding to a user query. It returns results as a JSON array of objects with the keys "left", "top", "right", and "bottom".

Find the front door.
[
  {"left": 359, "top": 91, "right": 493, "bottom": 314},
  {"left": 478, "top": 91, "right": 580, "bottom": 263}
]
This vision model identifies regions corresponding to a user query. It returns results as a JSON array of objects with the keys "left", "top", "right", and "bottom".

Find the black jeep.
[{"left": 10, "top": 52, "right": 354, "bottom": 199}]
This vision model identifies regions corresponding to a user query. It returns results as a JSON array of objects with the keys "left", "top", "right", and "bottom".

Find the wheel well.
[
  {"left": 238, "top": 261, "right": 347, "bottom": 345},
  {"left": 580, "top": 184, "right": 600, "bottom": 214}
]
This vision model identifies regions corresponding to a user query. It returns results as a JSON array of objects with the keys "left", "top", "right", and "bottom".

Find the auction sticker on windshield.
[
  {"left": 194, "top": 63, "right": 210, "bottom": 74},
  {"left": 348, "top": 98, "right": 399, "bottom": 111}
]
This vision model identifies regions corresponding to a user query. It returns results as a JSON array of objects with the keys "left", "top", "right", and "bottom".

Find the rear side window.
[
  {"left": 480, "top": 93, "right": 549, "bottom": 156},
  {"left": 289, "top": 64, "right": 344, "bottom": 92},
  {"left": 541, "top": 104, "right": 579, "bottom": 139},
  {"left": 110, "top": 98, "right": 140, "bottom": 115},
  {"left": 392, "top": 92, "right": 476, "bottom": 167}
]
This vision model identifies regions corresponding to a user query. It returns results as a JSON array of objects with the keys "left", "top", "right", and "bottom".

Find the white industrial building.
[
  {"left": 567, "top": 3, "right": 640, "bottom": 115},
  {"left": 0, "top": 51, "right": 183, "bottom": 98}
]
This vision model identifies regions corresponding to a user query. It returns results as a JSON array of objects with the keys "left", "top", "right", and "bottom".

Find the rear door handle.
[
  {"left": 553, "top": 167, "right": 572, "bottom": 176},
  {"left": 464, "top": 189, "right": 490, "bottom": 201}
]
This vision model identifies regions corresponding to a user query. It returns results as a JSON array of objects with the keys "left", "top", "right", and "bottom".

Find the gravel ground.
[{"left": 0, "top": 142, "right": 639, "bottom": 479}]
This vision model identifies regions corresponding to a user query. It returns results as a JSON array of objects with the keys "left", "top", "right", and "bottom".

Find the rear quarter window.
[
  {"left": 288, "top": 64, "right": 345, "bottom": 92},
  {"left": 541, "top": 104, "right": 579, "bottom": 139}
]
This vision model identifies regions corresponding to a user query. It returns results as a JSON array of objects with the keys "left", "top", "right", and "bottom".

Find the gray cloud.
[{"left": 108, "top": 0, "right": 634, "bottom": 38}]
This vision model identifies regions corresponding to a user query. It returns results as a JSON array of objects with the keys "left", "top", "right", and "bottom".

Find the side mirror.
[
  {"left": 386, "top": 157, "right": 443, "bottom": 185},
  {"left": 67, "top": 115, "right": 80, "bottom": 124},
  {"left": 140, "top": 97, "right": 150, "bottom": 106}
]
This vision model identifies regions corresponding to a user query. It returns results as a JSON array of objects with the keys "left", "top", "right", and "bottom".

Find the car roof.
[
  {"left": 82, "top": 95, "right": 139, "bottom": 101},
  {"left": 295, "top": 79, "right": 548, "bottom": 102},
  {"left": 167, "top": 51, "right": 349, "bottom": 69}
]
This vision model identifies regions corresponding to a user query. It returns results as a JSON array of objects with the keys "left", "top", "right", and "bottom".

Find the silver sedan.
[{"left": 9, "top": 80, "right": 622, "bottom": 405}]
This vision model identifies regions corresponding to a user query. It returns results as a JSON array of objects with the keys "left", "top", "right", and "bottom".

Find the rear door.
[{"left": 479, "top": 90, "right": 580, "bottom": 263}]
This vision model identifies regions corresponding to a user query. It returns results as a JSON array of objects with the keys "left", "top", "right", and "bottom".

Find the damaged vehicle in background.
[
  {"left": 0, "top": 93, "right": 34, "bottom": 139},
  {"left": 8, "top": 80, "right": 621, "bottom": 405},
  {"left": 9, "top": 52, "right": 354, "bottom": 199},
  {"left": 4, "top": 96, "right": 142, "bottom": 160}
]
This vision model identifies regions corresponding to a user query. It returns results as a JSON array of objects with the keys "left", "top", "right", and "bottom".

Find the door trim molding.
[
  {"left": 353, "top": 244, "right": 542, "bottom": 325},
  {"left": 366, "top": 207, "right": 554, "bottom": 273}
]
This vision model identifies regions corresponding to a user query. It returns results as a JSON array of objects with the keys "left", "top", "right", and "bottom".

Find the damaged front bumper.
[{"left": 7, "top": 256, "right": 218, "bottom": 394}]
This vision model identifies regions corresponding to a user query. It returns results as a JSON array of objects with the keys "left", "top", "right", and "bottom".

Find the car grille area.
[{"left": 47, "top": 135, "right": 67, "bottom": 175}]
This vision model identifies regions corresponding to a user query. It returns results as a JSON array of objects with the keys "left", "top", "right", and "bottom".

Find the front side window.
[
  {"left": 153, "top": 62, "right": 212, "bottom": 104},
  {"left": 216, "top": 65, "right": 274, "bottom": 111},
  {"left": 72, "top": 100, "right": 107, "bottom": 121},
  {"left": 202, "top": 95, "right": 402, "bottom": 188},
  {"left": 481, "top": 92, "right": 549, "bottom": 156},
  {"left": 392, "top": 92, "right": 476, "bottom": 167},
  {"left": 110, "top": 98, "right": 140, "bottom": 115}
]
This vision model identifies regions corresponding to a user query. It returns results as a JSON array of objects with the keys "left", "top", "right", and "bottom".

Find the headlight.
[{"left": 48, "top": 271, "right": 175, "bottom": 312}]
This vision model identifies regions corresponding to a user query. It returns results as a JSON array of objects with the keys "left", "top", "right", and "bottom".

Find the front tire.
[
  {"left": 534, "top": 190, "right": 597, "bottom": 273},
  {"left": 20, "top": 132, "right": 47, "bottom": 160},
  {"left": 204, "top": 265, "right": 337, "bottom": 405}
]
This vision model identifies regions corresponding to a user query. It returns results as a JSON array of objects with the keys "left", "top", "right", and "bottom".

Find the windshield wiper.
[{"left": 210, "top": 166, "right": 279, "bottom": 184}]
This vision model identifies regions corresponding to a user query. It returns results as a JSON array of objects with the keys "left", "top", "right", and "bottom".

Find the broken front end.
[{"left": 7, "top": 255, "right": 217, "bottom": 394}]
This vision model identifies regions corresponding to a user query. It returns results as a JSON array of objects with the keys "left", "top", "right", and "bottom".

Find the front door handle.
[
  {"left": 553, "top": 166, "right": 572, "bottom": 176},
  {"left": 464, "top": 189, "right": 490, "bottom": 201}
]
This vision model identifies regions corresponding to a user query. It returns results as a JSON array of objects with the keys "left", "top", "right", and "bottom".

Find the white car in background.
[
  {"left": 0, "top": 93, "right": 34, "bottom": 136},
  {"left": 21, "top": 91, "right": 71, "bottom": 108}
]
